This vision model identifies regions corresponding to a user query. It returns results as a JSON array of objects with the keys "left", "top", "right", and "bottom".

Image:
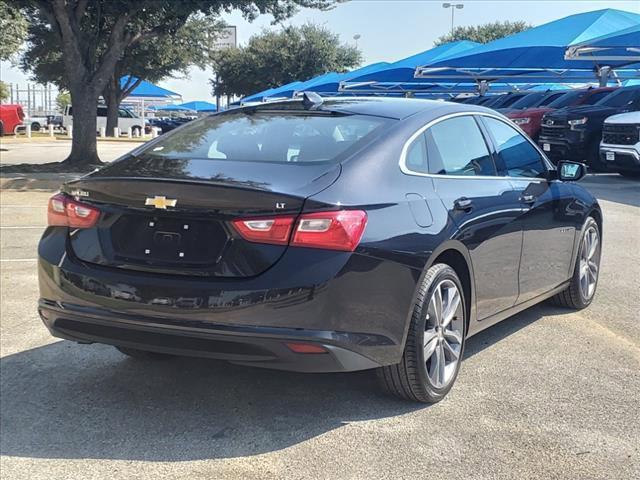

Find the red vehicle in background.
[
  {"left": 506, "top": 87, "right": 617, "bottom": 141},
  {"left": 0, "top": 104, "right": 26, "bottom": 136}
]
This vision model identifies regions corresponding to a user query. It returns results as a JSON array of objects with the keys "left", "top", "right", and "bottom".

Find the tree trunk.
[
  {"left": 104, "top": 76, "right": 120, "bottom": 136},
  {"left": 64, "top": 83, "right": 101, "bottom": 168}
]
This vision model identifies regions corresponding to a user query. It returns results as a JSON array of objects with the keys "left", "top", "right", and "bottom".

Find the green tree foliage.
[
  {"left": 212, "top": 23, "right": 362, "bottom": 98},
  {"left": 434, "top": 20, "right": 531, "bottom": 46},
  {"left": 55, "top": 91, "right": 71, "bottom": 111},
  {"left": 0, "top": 81, "right": 10, "bottom": 102},
  {"left": 0, "top": 0, "right": 28, "bottom": 61},
  {"left": 9, "top": 0, "right": 335, "bottom": 171},
  {"left": 21, "top": 15, "right": 225, "bottom": 133}
]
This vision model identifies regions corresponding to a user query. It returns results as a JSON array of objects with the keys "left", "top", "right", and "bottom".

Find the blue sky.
[{"left": 1, "top": 0, "right": 638, "bottom": 103}]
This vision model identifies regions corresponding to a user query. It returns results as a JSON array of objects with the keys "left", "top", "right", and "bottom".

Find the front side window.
[
  {"left": 483, "top": 117, "right": 546, "bottom": 178},
  {"left": 142, "top": 112, "right": 390, "bottom": 164},
  {"left": 425, "top": 116, "right": 496, "bottom": 176}
]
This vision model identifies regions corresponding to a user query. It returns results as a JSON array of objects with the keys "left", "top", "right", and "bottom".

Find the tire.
[
  {"left": 550, "top": 216, "right": 601, "bottom": 310},
  {"left": 377, "top": 263, "right": 467, "bottom": 403},
  {"left": 132, "top": 126, "right": 142, "bottom": 137},
  {"left": 31, "top": 122, "right": 41, "bottom": 132},
  {"left": 115, "top": 346, "right": 174, "bottom": 360}
]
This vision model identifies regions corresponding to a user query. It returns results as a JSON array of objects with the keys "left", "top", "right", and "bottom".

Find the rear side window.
[
  {"left": 482, "top": 117, "right": 546, "bottom": 178},
  {"left": 143, "top": 112, "right": 389, "bottom": 164},
  {"left": 405, "top": 134, "right": 428, "bottom": 173},
  {"left": 425, "top": 116, "right": 496, "bottom": 176}
]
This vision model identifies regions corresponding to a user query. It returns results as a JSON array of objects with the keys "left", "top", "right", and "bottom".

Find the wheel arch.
[
  {"left": 426, "top": 241, "right": 476, "bottom": 333},
  {"left": 399, "top": 240, "right": 477, "bottom": 353}
]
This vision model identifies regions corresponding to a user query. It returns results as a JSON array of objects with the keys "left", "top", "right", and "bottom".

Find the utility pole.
[{"left": 442, "top": 3, "right": 464, "bottom": 35}]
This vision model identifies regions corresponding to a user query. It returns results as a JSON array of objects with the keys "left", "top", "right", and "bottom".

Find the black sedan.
[{"left": 38, "top": 96, "right": 602, "bottom": 403}]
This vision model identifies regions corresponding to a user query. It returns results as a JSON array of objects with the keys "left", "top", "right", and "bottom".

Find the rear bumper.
[
  {"left": 38, "top": 300, "right": 381, "bottom": 372},
  {"left": 38, "top": 228, "right": 419, "bottom": 372}
]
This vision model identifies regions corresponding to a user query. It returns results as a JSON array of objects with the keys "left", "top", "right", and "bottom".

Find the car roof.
[{"left": 233, "top": 96, "right": 482, "bottom": 120}]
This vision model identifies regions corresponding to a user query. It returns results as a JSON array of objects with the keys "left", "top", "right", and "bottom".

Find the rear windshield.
[{"left": 142, "top": 112, "right": 390, "bottom": 164}]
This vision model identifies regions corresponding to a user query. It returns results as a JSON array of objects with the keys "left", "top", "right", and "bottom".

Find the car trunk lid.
[{"left": 62, "top": 156, "right": 340, "bottom": 277}]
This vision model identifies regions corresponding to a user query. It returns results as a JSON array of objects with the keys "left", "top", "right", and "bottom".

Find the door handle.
[
  {"left": 521, "top": 193, "right": 536, "bottom": 204},
  {"left": 454, "top": 197, "right": 473, "bottom": 211}
]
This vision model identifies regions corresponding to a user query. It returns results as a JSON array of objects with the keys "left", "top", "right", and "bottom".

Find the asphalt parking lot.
[{"left": 0, "top": 168, "right": 639, "bottom": 479}]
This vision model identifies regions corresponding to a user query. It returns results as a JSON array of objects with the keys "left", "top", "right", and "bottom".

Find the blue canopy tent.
[
  {"left": 240, "top": 87, "right": 279, "bottom": 104},
  {"left": 270, "top": 72, "right": 339, "bottom": 98},
  {"left": 345, "top": 41, "right": 479, "bottom": 85},
  {"left": 295, "top": 63, "right": 392, "bottom": 96},
  {"left": 415, "top": 9, "right": 640, "bottom": 85},
  {"left": 565, "top": 23, "right": 640, "bottom": 63},
  {"left": 255, "top": 63, "right": 393, "bottom": 99},
  {"left": 120, "top": 76, "right": 182, "bottom": 100},
  {"left": 178, "top": 101, "right": 218, "bottom": 112},
  {"left": 262, "top": 81, "right": 306, "bottom": 101}
]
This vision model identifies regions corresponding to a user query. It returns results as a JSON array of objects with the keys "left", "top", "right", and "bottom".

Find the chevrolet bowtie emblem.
[{"left": 145, "top": 196, "right": 177, "bottom": 209}]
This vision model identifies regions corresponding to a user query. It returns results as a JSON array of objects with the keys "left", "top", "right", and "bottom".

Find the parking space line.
[
  {"left": 0, "top": 258, "right": 38, "bottom": 262},
  {"left": 0, "top": 205, "right": 47, "bottom": 208}
]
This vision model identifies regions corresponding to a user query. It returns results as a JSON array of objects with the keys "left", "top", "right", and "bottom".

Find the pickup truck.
[
  {"left": 599, "top": 112, "right": 640, "bottom": 178},
  {"left": 505, "top": 87, "right": 616, "bottom": 141},
  {"left": 538, "top": 85, "right": 640, "bottom": 169}
]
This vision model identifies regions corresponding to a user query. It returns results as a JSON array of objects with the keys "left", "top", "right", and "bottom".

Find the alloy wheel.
[
  {"left": 424, "top": 279, "right": 464, "bottom": 389},
  {"left": 579, "top": 225, "right": 599, "bottom": 300}
]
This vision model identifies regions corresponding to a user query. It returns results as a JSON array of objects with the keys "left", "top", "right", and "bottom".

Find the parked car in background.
[
  {"left": 147, "top": 117, "right": 180, "bottom": 134},
  {"left": 46, "top": 115, "right": 64, "bottom": 129},
  {"left": 38, "top": 97, "right": 602, "bottom": 404},
  {"left": 482, "top": 92, "right": 530, "bottom": 109},
  {"left": 62, "top": 105, "right": 145, "bottom": 135},
  {"left": 0, "top": 104, "right": 25, "bottom": 136},
  {"left": 506, "top": 87, "right": 617, "bottom": 141},
  {"left": 498, "top": 90, "right": 567, "bottom": 113},
  {"left": 538, "top": 85, "right": 640, "bottom": 169},
  {"left": 23, "top": 115, "right": 51, "bottom": 132},
  {"left": 599, "top": 111, "right": 640, "bottom": 178}
]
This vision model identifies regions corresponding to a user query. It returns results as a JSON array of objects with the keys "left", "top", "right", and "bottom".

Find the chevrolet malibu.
[{"left": 38, "top": 96, "right": 602, "bottom": 403}]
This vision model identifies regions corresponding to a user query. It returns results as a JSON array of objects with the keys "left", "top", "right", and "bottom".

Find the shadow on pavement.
[{"left": 0, "top": 303, "right": 568, "bottom": 462}]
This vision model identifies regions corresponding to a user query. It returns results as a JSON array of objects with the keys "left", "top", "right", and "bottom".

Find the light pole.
[
  {"left": 353, "top": 34, "right": 361, "bottom": 49},
  {"left": 442, "top": 3, "right": 464, "bottom": 35}
]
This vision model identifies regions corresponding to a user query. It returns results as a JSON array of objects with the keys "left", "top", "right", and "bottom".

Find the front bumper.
[
  {"left": 538, "top": 132, "right": 588, "bottom": 162},
  {"left": 38, "top": 228, "right": 419, "bottom": 372},
  {"left": 599, "top": 144, "right": 640, "bottom": 172}
]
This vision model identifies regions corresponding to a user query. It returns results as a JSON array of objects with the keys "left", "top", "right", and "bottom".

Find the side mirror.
[{"left": 557, "top": 160, "right": 587, "bottom": 182}]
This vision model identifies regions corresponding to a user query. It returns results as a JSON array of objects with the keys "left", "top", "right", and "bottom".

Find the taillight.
[
  {"left": 231, "top": 216, "right": 296, "bottom": 245},
  {"left": 47, "top": 193, "right": 101, "bottom": 228},
  {"left": 291, "top": 210, "right": 367, "bottom": 251},
  {"left": 232, "top": 210, "right": 367, "bottom": 252}
]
